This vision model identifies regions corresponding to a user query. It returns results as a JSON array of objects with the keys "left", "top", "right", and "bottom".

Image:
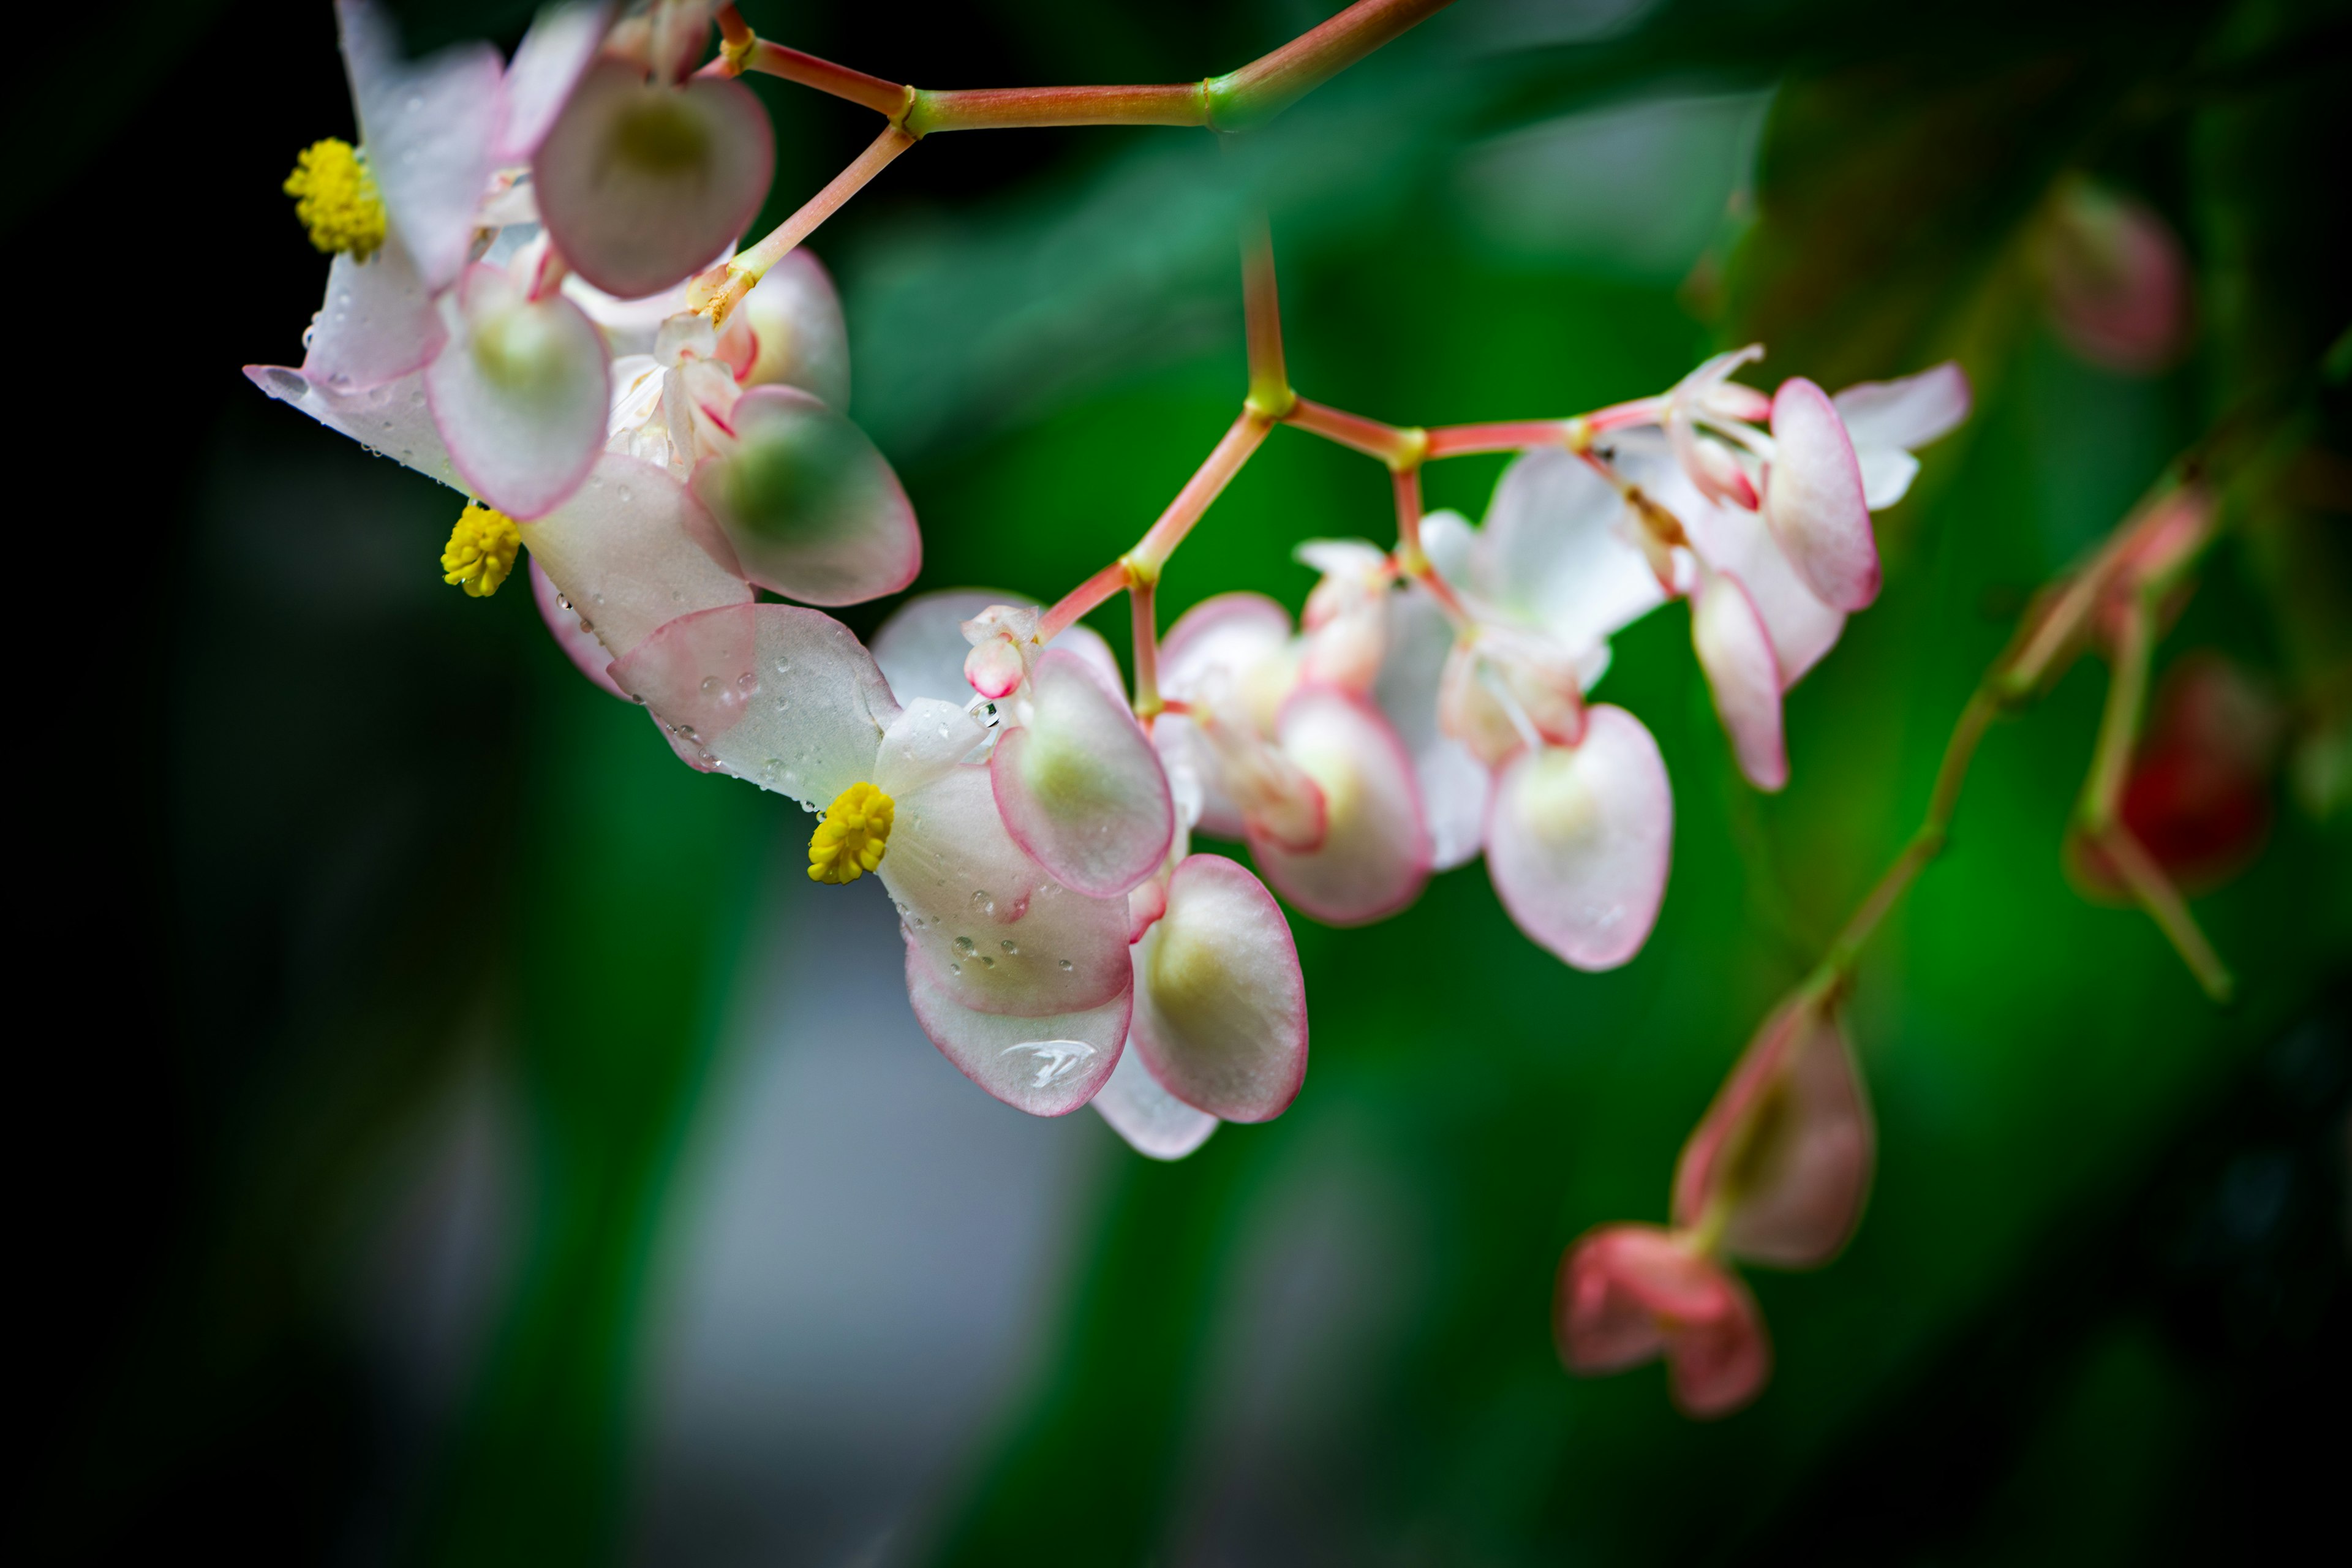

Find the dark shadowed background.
[{"left": 7, "top": 1, "right": 2348, "bottom": 1564}]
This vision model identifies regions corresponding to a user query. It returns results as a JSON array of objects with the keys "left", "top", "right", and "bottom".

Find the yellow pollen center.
[
  {"left": 284, "top": 138, "right": 388, "bottom": 259},
  {"left": 808, "top": 782, "right": 895, "bottom": 884},
  {"left": 442, "top": 503, "right": 522, "bottom": 598}
]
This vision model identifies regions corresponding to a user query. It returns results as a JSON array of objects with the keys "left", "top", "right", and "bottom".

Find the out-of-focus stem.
[
  {"left": 1390, "top": 467, "right": 1472, "bottom": 630},
  {"left": 1283, "top": 397, "right": 1426, "bottom": 470},
  {"left": 2093, "top": 825, "right": 2236, "bottom": 1002},
  {"left": 1204, "top": 0, "right": 1458, "bottom": 131},
  {"left": 2079, "top": 591, "right": 2154, "bottom": 832},
  {"left": 692, "top": 126, "right": 916, "bottom": 325},
  {"left": 1130, "top": 576, "right": 1163, "bottom": 721},
  {"left": 709, "top": 36, "right": 911, "bottom": 116},
  {"left": 908, "top": 83, "right": 1205, "bottom": 133},
  {"left": 1242, "top": 213, "right": 1295, "bottom": 419},
  {"left": 1808, "top": 688, "right": 2002, "bottom": 995}
]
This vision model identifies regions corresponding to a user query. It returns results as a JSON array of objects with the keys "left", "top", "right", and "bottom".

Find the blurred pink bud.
[
  {"left": 1673, "top": 997, "right": 1875, "bottom": 1269},
  {"left": 1555, "top": 1224, "right": 1771, "bottom": 1419},
  {"left": 961, "top": 604, "right": 1041, "bottom": 700},
  {"left": 1763, "top": 378, "right": 1879, "bottom": 612},
  {"left": 1689, "top": 564, "right": 1789, "bottom": 791},
  {"left": 2070, "top": 652, "right": 2283, "bottom": 899},
  {"left": 1297, "top": 540, "right": 1393, "bottom": 693},
  {"left": 2035, "top": 177, "right": 2193, "bottom": 374}
]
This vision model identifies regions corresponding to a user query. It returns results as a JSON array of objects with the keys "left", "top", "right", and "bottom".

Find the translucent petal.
[
  {"left": 336, "top": 0, "right": 504, "bottom": 292},
  {"left": 608, "top": 603, "right": 897, "bottom": 812},
  {"left": 742, "top": 249, "right": 852, "bottom": 409},
  {"left": 1853, "top": 447, "right": 1921, "bottom": 511},
  {"left": 1833, "top": 363, "right": 1970, "bottom": 459},
  {"left": 991, "top": 650, "right": 1174, "bottom": 898},
  {"left": 1250, "top": 687, "right": 1431, "bottom": 927},
  {"left": 1158, "top": 592, "right": 1294, "bottom": 705},
  {"left": 1091, "top": 1041, "right": 1219, "bottom": 1160},
  {"left": 244, "top": 366, "right": 461, "bottom": 491},
  {"left": 1419, "top": 508, "right": 1474, "bottom": 582},
  {"left": 1676, "top": 490, "right": 1844, "bottom": 692},
  {"left": 881, "top": 765, "right": 1134, "bottom": 1017},
  {"left": 1152, "top": 713, "right": 1245, "bottom": 842},
  {"left": 1129, "top": 854, "right": 1308, "bottom": 1122},
  {"left": 532, "top": 59, "right": 774, "bottom": 299},
  {"left": 1666, "top": 1272, "right": 1770, "bottom": 1419},
  {"left": 301, "top": 239, "right": 444, "bottom": 392},
  {"left": 424, "top": 265, "right": 609, "bottom": 519},
  {"left": 1691, "top": 568, "right": 1788, "bottom": 791},
  {"left": 690, "top": 386, "right": 921, "bottom": 607},
  {"left": 496, "top": 1, "right": 611, "bottom": 162},
  {"left": 1485, "top": 706, "right": 1671, "bottom": 971},
  {"left": 1477, "top": 448, "right": 1665, "bottom": 649},
  {"left": 1672, "top": 1000, "right": 1875, "bottom": 1269},
  {"left": 1763, "top": 378, "right": 1878, "bottom": 612},
  {"left": 872, "top": 589, "right": 1118, "bottom": 707},
  {"left": 516, "top": 454, "right": 747, "bottom": 660},
  {"left": 529, "top": 557, "right": 627, "bottom": 698},
  {"left": 1374, "top": 586, "right": 1485, "bottom": 870},
  {"left": 903, "top": 943, "right": 1129, "bottom": 1117}
]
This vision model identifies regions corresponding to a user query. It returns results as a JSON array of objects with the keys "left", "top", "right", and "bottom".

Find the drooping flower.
[{"left": 1558, "top": 992, "right": 1874, "bottom": 1417}]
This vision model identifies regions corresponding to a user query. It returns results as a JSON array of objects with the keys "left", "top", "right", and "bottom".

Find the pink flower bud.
[
  {"left": 2035, "top": 177, "right": 2193, "bottom": 375},
  {"left": 1673, "top": 997, "right": 1875, "bottom": 1269},
  {"left": 1555, "top": 1224, "right": 1771, "bottom": 1419}
]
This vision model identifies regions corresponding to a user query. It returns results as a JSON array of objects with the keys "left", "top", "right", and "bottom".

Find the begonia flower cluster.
[{"left": 248, "top": 0, "right": 1972, "bottom": 1163}]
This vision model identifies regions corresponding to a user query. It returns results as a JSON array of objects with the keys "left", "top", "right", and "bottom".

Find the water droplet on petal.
[
  {"left": 978, "top": 955, "right": 995, "bottom": 968},
  {"left": 701, "top": 677, "right": 721, "bottom": 696},
  {"left": 1000, "top": 940, "right": 1018, "bottom": 955},
  {"left": 1058, "top": 959, "right": 1073, "bottom": 971},
  {"left": 954, "top": 935, "right": 975, "bottom": 954}
]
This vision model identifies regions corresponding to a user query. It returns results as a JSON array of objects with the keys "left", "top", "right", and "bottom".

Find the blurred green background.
[{"left": 9, "top": 1, "right": 2347, "bottom": 1563}]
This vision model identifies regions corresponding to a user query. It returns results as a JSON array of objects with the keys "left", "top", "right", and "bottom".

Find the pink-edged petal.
[
  {"left": 1158, "top": 591, "right": 1295, "bottom": 704},
  {"left": 881, "top": 761, "right": 1134, "bottom": 1018},
  {"left": 530, "top": 557, "right": 628, "bottom": 699},
  {"left": 991, "top": 649, "right": 1174, "bottom": 898},
  {"left": 1764, "top": 379, "right": 1878, "bottom": 612},
  {"left": 1690, "top": 567, "right": 1789, "bottom": 791},
  {"left": 424, "top": 265, "right": 608, "bottom": 519},
  {"left": 742, "top": 249, "right": 852, "bottom": 409},
  {"left": 246, "top": 366, "right": 462, "bottom": 491},
  {"left": 336, "top": 0, "right": 503, "bottom": 292},
  {"left": 690, "top": 385, "right": 921, "bottom": 607},
  {"left": 301, "top": 239, "right": 444, "bottom": 392},
  {"left": 1666, "top": 1271, "right": 1770, "bottom": 1419},
  {"left": 1091, "top": 1042, "right": 1219, "bottom": 1160},
  {"left": 609, "top": 603, "right": 898, "bottom": 809},
  {"left": 1672, "top": 1000, "right": 1875, "bottom": 1270},
  {"left": 1151, "top": 713, "right": 1246, "bottom": 842},
  {"left": 1477, "top": 449, "right": 1667, "bottom": 649},
  {"left": 532, "top": 59, "right": 774, "bottom": 299},
  {"left": 1678, "top": 499, "right": 1845, "bottom": 692},
  {"left": 1832, "top": 363, "right": 1971, "bottom": 459},
  {"left": 515, "top": 454, "right": 747, "bottom": 660},
  {"left": 1129, "top": 854, "right": 1308, "bottom": 1122},
  {"left": 1249, "top": 687, "right": 1431, "bottom": 927},
  {"left": 872, "top": 589, "right": 1117, "bottom": 707},
  {"left": 1554, "top": 1224, "right": 1731, "bottom": 1373},
  {"left": 495, "top": 1, "right": 612, "bottom": 162},
  {"left": 1485, "top": 706, "right": 1671, "bottom": 971},
  {"left": 2039, "top": 183, "right": 2192, "bottom": 374},
  {"left": 903, "top": 943, "right": 1129, "bottom": 1117}
]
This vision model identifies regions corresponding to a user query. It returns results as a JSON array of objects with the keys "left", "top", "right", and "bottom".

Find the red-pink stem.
[
  {"left": 1283, "top": 397, "right": 1425, "bottom": 469},
  {"left": 1131, "top": 412, "right": 1273, "bottom": 572},
  {"left": 693, "top": 126, "right": 916, "bottom": 324},
  {"left": 1130, "top": 576, "right": 1163, "bottom": 719},
  {"left": 1040, "top": 560, "right": 1133, "bottom": 642},
  {"left": 1423, "top": 419, "right": 1570, "bottom": 458}
]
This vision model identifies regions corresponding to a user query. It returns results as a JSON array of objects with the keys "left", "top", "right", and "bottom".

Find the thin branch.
[
  {"left": 1131, "top": 577, "right": 1163, "bottom": 721},
  {"left": 1283, "top": 396, "right": 1425, "bottom": 469},
  {"left": 1131, "top": 412, "right": 1273, "bottom": 573},
  {"left": 692, "top": 126, "right": 916, "bottom": 325},
  {"left": 1242, "top": 213, "right": 1295, "bottom": 418}
]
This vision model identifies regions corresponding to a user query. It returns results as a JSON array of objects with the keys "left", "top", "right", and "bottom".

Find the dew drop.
[
  {"left": 700, "top": 676, "right": 721, "bottom": 696},
  {"left": 949, "top": 962, "right": 961, "bottom": 975},
  {"left": 954, "top": 935, "right": 975, "bottom": 954},
  {"left": 978, "top": 955, "right": 995, "bottom": 968},
  {"left": 1000, "top": 940, "right": 1018, "bottom": 955},
  {"left": 973, "top": 890, "right": 995, "bottom": 916}
]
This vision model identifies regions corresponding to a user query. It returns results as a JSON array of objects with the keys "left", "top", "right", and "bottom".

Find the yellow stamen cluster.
[
  {"left": 809, "top": 782, "right": 894, "bottom": 884},
  {"left": 442, "top": 503, "right": 522, "bottom": 598},
  {"left": 285, "top": 138, "right": 387, "bottom": 258}
]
